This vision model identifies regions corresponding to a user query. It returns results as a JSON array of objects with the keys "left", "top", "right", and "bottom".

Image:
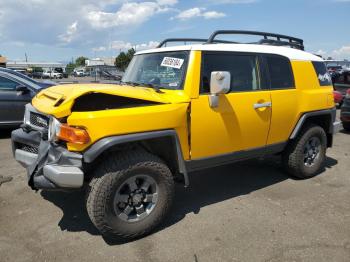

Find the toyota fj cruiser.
[{"left": 12, "top": 30, "right": 340, "bottom": 240}]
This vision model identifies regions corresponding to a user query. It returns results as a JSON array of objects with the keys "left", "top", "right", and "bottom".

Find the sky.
[{"left": 0, "top": 0, "right": 349, "bottom": 62}]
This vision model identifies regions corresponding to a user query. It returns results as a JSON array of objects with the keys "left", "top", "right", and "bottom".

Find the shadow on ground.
[
  {"left": 41, "top": 156, "right": 338, "bottom": 245},
  {"left": 340, "top": 129, "right": 350, "bottom": 135}
]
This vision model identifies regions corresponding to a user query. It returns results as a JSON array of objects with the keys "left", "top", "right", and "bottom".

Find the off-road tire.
[
  {"left": 342, "top": 122, "right": 350, "bottom": 131},
  {"left": 282, "top": 125, "right": 327, "bottom": 179},
  {"left": 86, "top": 149, "right": 175, "bottom": 240}
]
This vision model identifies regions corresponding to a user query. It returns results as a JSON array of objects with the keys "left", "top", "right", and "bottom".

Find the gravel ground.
[{"left": 0, "top": 123, "right": 349, "bottom": 262}]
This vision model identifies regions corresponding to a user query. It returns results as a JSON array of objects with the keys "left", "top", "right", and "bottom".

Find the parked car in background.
[
  {"left": 42, "top": 70, "right": 63, "bottom": 79},
  {"left": 73, "top": 69, "right": 86, "bottom": 77},
  {"left": 54, "top": 68, "right": 68, "bottom": 78},
  {"left": 332, "top": 70, "right": 350, "bottom": 99},
  {"left": 327, "top": 65, "right": 343, "bottom": 73},
  {"left": 0, "top": 68, "right": 55, "bottom": 128},
  {"left": 340, "top": 89, "right": 350, "bottom": 131},
  {"left": 333, "top": 90, "right": 343, "bottom": 106},
  {"left": 0, "top": 68, "right": 55, "bottom": 89},
  {"left": 29, "top": 71, "right": 43, "bottom": 79}
]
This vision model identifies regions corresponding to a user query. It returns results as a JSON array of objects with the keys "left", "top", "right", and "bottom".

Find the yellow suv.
[{"left": 12, "top": 30, "right": 339, "bottom": 240}]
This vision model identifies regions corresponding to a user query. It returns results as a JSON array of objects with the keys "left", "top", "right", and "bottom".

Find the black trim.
[
  {"left": 83, "top": 130, "right": 189, "bottom": 186},
  {"left": 290, "top": 108, "right": 337, "bottom": 139},
  {"left": 185, "top": 142, "right": 287, "bottom": 172}
]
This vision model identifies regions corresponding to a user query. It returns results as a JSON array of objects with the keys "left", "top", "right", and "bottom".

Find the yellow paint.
[
  {"left": 183, "top": 51, "right": 201, "bottom": 99},
  {"left": 31, "top": 51, "right": 334, "bottom": 161},
  {"left": 32, "top": 83, "right": 190, "bottom": 118},
  {"left": 267, "top": 61, "right": 334, "bottom": 145},
  {"left": 190, "top": 91, "right": 272, "bottom": 159}
]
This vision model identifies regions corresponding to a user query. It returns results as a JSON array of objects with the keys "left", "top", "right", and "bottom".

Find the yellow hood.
[{"left": 32, "top": 83, "right": 190, "bottom": 118}]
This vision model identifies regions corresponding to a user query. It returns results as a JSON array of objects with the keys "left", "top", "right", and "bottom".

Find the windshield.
[{"left": 122, "top": 51, "right": 189, "bottom": 90}]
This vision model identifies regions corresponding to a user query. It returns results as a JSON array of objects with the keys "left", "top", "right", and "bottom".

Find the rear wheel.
[
  {"left": 282, "top": 125, "right": 327, "bottom": 179},
  {"left": 86, "top": 150, "right": 175, "bottom": 240}
]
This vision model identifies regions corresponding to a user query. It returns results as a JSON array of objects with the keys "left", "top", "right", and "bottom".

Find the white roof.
[{"left": 136, "top": 44, "right": 323, "bottom": 62}]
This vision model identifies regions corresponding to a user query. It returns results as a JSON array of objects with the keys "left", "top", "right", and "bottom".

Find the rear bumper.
[{"left": 12, "top": 128, "right": 84, "bottom": 190}]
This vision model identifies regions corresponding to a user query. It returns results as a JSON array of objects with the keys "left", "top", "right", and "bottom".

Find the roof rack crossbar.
[
  {"left": 207, "top": 30, "right": 304, "bottom": 50},
  {"left": 157, "top": 38, "right": 236, "bottom": 48}
]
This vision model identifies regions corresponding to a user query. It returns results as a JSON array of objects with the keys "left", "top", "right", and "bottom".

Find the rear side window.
[
  {"left": 312, "top": 62, "right": 332, "bottom": 86},
  {"left": 265, "top": 55, "right": 295, "bottom": 89}
]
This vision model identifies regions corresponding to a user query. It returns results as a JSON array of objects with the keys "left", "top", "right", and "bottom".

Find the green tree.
[
  {"left": 115, "top": 48, "right": 135, "bottom": 71},
  {"left": 75, "top": 56, "right": 88, "bottom": 67},
  {"left": 32, "top": 66, "right": 43, "bottom": 72},
  {"left": 66, "top": 62, "right": 76, "bottom": 74}
]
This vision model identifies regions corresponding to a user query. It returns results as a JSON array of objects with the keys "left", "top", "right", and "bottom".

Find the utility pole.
[{"left": 25, "top": 53, "right": 28, "bottom": 62}]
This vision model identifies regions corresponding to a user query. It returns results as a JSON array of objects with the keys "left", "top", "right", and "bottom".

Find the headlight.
[
  {"left": 48, "top": 118, "right": 90, "bottom": 144},
  {"left": 48, "top": 117, "right": 61, "bottom": 142}
]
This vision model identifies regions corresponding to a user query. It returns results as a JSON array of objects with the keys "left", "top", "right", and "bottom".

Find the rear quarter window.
[
  {"left": 312, "top": 62, "right": 332, "bottom": 86},
  {"left": 265, "top": 55, "right": 295, "bottom": 89}
]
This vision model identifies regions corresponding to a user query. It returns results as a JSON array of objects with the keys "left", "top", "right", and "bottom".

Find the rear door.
[
  {"left": 0, "top": 76, "right": 32, "bottom": 124},
  {"left": 264, "top": 55, "right": 299, "bottom": 145}
]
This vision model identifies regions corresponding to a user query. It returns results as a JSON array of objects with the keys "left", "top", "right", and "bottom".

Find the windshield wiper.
[
  {"left": 121, "top": 81, "right": 164, "bottom": 93},
  {"left": 139, "top": 83, "right": 164, "bottom": 93}
]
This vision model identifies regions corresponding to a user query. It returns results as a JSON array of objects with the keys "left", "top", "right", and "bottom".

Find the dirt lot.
[{"left": 0, "top": 124, "right": 349, "bottom": 262}]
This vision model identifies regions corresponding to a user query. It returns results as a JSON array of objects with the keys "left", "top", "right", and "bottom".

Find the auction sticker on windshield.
[{"left": 161, "top": 57, "right": 184, "bottom": 69}]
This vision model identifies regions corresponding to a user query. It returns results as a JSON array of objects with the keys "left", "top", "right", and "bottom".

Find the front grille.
[{"left": 30, "top": 112, "right": 49, "bottom": 129}]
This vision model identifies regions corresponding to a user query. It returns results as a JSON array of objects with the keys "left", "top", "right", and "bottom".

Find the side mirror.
[
  {"left": 16, "top": 85, "right": 30, "bottom": 94},
  {"left": 209, "top": 71, "right": 231, "bottom": 108}
]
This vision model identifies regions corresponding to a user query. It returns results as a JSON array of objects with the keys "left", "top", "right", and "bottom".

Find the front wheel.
[
  {"left": 86, "top": 150, "right": 175, "bottom": 240},
  {"left": 282, "top": 125, "right": 327, "bottom": 179}
]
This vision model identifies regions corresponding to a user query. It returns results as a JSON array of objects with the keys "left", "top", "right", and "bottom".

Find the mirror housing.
[
  {"left": 209, "top": 71, "right": 231, "bottom": 108},
  {"left": 16, "top": 85, "right": 29, "bottom": 94}
]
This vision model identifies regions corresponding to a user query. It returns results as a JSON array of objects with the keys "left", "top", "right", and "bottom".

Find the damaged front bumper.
[{"left": 11, "top": 107, "right": 84, "bottom": 190}]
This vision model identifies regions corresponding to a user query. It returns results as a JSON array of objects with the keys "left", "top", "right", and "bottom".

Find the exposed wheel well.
[
  {"left": 83, "top": 135, "right": 186, "bottom": 185},
  {"left": 292, "top": 114, "right": 333, "bottom": 148}
]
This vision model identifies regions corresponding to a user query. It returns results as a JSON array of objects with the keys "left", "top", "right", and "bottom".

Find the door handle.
[{"left": 253, "top": 102, "right": 272, "bottom": 109}]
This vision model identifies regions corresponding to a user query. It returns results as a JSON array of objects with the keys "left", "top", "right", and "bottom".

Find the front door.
[{"left": 190, "top": 52, "right": 272, "bottom": 160}]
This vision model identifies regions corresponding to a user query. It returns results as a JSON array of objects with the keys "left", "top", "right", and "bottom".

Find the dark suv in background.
[
  {"left": 340, "top": 89, "right": 350, "bottom": 131},
  {"left": 332, "top": 70, "right": 350, "bottom": 105},
  {"left": 0, "top": 68, "right": 55, "bottom": 128}
]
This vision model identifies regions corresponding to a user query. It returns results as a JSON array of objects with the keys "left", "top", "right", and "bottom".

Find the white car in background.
[
  {"left": 42, "top": 70, "right": 63, "bottom": 79},
  {"left": 73, "top": 69, "right": 86, "bottom": 77}
]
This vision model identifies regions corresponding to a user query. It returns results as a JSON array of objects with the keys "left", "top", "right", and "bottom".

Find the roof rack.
[
  {"left": 208, "top": 30, "right": 304, "bottom": 50},
  {"left": 157, "top": 30, "right": 304, "bottom": 50},
  {"left": 157, "top": 38, "right": 237, "bottom": 48}
]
